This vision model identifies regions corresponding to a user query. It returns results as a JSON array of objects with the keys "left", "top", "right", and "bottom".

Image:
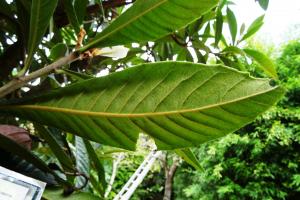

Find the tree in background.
[
  {"left": 277, "top": 41, "right": 300, "bottom": 108},
  {"left": 172, "top": 41, "right": 300, "bottom": 200}
]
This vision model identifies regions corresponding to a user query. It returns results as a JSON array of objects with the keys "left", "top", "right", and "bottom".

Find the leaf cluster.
[{"left": 0, "top": 0, "right": 284, "bottom": 198}]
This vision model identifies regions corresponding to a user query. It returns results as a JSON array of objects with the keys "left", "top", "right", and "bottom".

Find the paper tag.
[
  {"left": 0, "top": 179, "right": 29, "bottom": 200},
  {"left": 0, "top": 166, "right": 46, "bottom": 200}
]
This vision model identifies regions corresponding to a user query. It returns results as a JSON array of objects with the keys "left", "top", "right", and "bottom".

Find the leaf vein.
[{"left": 132, "top": 69, "right": 175, "bottom": 112}]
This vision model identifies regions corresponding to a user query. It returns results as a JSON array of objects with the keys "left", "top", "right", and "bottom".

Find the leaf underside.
[
  {"left": 1, "top": 62, "right": 284, "bottom": 150},
  {"left": 81, "top": 0, "right": 219, "bottom": 51}
]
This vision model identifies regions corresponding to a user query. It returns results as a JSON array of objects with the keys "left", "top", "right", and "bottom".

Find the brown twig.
[
  {"left": 65, "top": 171, "right": 90, "bottom": 191},
  {"left": 171, "top": 34, "right": 188, "bottom": 47},
  {"left": 75, "top": 28, "right": 87, "bottom": 50},
  {"left": 0, "top": 53, "right": 79, "bottom": 98},
  {"left": 0, "top": 0, "right": 137, "bottom": 98}
]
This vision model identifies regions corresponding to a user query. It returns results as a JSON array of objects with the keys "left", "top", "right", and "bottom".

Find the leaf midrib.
[{"left": 1, "top": 86, "right": 281, "bottom": 117}]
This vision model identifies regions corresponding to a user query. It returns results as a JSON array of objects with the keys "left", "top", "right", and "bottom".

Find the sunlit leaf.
[
  {"left": 81, "top": 0, "right": 219, "bottom": 51},
  {"left": 243, "top": 48, "right": 278, "bottom": 79},
  {"left": 240, "top": 23, "right": 246, "bottom": 35},
  {"left": 222, "top": 46, "right": 245, "bottom": 56},
  {"left": 226, "top": 7, "right": 237, "bottom": 45},
  {"left": 241, "top": 15, "right": 264, "bottom": 41}
]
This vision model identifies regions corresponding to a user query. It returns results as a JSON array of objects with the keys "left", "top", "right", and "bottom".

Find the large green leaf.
[
  {"left": 23, "top": 0, "right": 58, "bottom": 72},
  {"left": 80, "top": 0, "right": 219, "bottom": 51},
  {"left": 0, "top": 62, "right": 284, "bottom": 150}
]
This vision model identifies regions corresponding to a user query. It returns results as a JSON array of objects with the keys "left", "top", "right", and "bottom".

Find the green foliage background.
[
  {"left": 171, "top": 41, "right": 300, "bottom": 200},
  {"left": 109, "top": 41, "right": 300, "bottom": 200}
]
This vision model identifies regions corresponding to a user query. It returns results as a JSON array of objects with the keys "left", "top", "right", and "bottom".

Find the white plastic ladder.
[{"left": 113, "top": 150, "right": 162, "bottom": 200}]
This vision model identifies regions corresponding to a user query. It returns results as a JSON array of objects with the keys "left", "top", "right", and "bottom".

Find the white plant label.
[
  {"left": 0, "top": 179, "right": 29, "bottom": 200},
  {"left": 0, "top": 166, "right": 46, "bottom": 200}
]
